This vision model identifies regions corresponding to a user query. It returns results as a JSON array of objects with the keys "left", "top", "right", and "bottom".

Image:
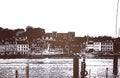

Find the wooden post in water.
[
  {"left": 26, "top": 64, "right": 29, "bottom": 78},
  {"left": 106, "top": 68, "right": 108, "bottom": 78},
  {"left": 81, "top": 57, "right": 88, "bottom": 78},
  {"left": 15, "top": 70, "right": 18, "bottom": 78},
  {"left": 114, "top": 0, "right": 119, "bottom": 76},
  {"left": 73, "top": 57, "right": 79, "bottom": 78},
  {"left": 113, "top": 41, "right": 118, "bottom": 78}
]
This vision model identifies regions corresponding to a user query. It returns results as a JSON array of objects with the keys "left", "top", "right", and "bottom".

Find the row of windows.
[
  {"left": 101, "top": 46, "right": 113, "bottom": 48},
  {"left": 17, "top": 48, "right": 29, "bottom": 51},
  {"left": 101, "top": 43, "right": 113, "bottom": 45},
  {"left": 87, "top": 45, "right": 113, "bottom": 47},
  {"left": 102, "top": 49, "right": 113, "bottom": 51}
]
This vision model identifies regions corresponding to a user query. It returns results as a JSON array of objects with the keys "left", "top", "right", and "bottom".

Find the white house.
[
  {"left": 16, "top": 40, "right": 29, "bottom": 55},
  {"left": 86, "top": 41, "right": 94, "bottom": 51},
  {"left": 86, "top": 41, "right": 101, "bottom": 52},
  {"left": 86, "top": 40, "right": 114, "bottom": 53}
]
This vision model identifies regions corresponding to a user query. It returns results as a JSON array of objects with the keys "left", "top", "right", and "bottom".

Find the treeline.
[
  {"left": 21, "top": 26, "right": 45, "bottom": 42},
  {"left": 0, "top": 26, "right": 120, "bottom": 43},
  {"left": 0, "top": 26, "right": 45, "bottom": 42},
  {"left": 0, "top": 27, "right": 23, "bottom": 40}
]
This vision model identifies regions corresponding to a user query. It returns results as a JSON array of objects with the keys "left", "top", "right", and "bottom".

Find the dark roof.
[{"left": 17, "top": 40, "right": 28, "bottom": 44}]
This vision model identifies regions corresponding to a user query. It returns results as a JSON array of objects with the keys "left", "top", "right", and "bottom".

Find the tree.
[{"left": 25, "top": 26, "right": 45, "bottom": 42}]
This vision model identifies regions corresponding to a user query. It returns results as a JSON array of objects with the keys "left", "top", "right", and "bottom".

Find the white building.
[
  {"left": 86, "top": 41, "right": 94, "bottom": 52},
  {"left": 101, "top": 41, "right": 113, "bottom": 52},
  {"left": 16, "top": 40, "right": 29, "bottom": 55},
  {"left": 86, "top": 41, "right": 101, "bottom": 52},
  {"left": 93, "top": 42, "right": 101, "bottom": 51},
  {"left": 86, "top": 40, "right": 114, "bottom": 53}
]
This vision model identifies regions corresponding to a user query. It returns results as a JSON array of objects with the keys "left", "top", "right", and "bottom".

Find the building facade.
[
  {"left": 101, "top": 41, "right": 113, "bottom": 53},
  {"left": 86, "top": 40, "right": 114, "bottom": 53},
  {"left": 16, "top": 40, "right": 29, "bottom": 54},
  {"left": 5, "top": 41, "right": 16, "bottom": 54}
]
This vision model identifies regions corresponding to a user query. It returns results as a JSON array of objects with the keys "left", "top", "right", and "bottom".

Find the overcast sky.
[{"left": 0, "top": 0, "right": 119, "bottom": 37}]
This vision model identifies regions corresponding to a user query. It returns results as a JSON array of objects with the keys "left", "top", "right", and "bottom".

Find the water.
[{"left": 0, "top": 59, "right": 119, "bottom": 78}]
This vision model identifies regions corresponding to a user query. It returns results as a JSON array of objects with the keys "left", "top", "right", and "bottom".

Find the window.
[
  {"left": 18, "top": 48, "right": 20, "bottom": 50},
  {"left": 26, "top": 48, "right": 28, "bottom": 50}
]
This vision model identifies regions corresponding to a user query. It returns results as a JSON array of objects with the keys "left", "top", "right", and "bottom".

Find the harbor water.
[{"left": 0, "top": 58, "right": 119, "bottom": 78}]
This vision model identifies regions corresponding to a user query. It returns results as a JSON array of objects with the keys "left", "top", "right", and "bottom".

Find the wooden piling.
[
  {"left": 15, "top": 70, "right": 18, "bottom": 78},
  {"left": 26, "top": 65, "right": 29, "bottom": 78},
  {"left": 106, "top": 68, "right": 108, "bottom": 78},
  {"left": 73, "top": 57, "right": 79, "bottom": 78},
  {"left": 113, "top": 41, "right": 118, "bottom": 78}
]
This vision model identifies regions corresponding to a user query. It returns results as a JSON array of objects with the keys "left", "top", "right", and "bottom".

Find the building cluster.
[
  {"left": 0, "top": 31, "right": 77, "bottom": 55},
  {"left": 0, "top": 29, "right": 119, "bottom": 56},
  {"left": 45, "top": 32, "right": 76, "bottom": 53},
  {"left": 0, "top": 37, "right": 29, "bottom": 55}
]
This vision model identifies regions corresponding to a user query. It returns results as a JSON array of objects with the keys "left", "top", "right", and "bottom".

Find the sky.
[{"left": 0, "top": 0, "right": 119, "bottom": 37}]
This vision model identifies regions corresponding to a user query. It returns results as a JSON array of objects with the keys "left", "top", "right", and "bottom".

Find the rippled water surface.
[{"left": 0, "top": 59, "right": 119, "bottom": 78}]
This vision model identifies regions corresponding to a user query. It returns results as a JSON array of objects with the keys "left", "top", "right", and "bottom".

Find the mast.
[{"left": 113, "top": 0, "right": 119, "bottom": 78}]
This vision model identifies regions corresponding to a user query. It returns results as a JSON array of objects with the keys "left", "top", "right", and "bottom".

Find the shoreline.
[{"left": 0, "top": 54, "right": 119, "bottom": 59}]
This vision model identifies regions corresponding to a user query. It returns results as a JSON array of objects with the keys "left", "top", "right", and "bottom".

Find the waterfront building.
[
  {"left": 30, "top": 38, "right": 45, "bottom": 53},
  {"left": 101, "top": 40, "right": 114, "bottom": 53},
  {"left": 16, "top": 40, "right": 29, "bottom": 55},
  {"left": 16, "top": 37, "right": 30, "bottom": 55},
  {"left": 85, "top": 40, "right": 114, "bottom": 54},
  {"left": 49, "top": 41, "right": 64, "bottom": 53},
  {"left": 86, "top": 41, "right": 96, "bottom": 52},
  {"left": 45, "top": 32, "right": 75, "bottom": 54},
  {"left": 69, "top": 41, "right": 81, "bottom": 55},
  {"left": 93, "top": 42, "right": 101, "bottom": 52},
  {"left": 4, "top": 40, "right": 16, "bottom": 55},
  {"left": 45, "top": 31, "right": 75, "bottom": 42},
  {"left": 45, "top": 33, "right": 54, "bottom": 41},
  {"left": 68, "top": 32, "right": 75, "bottom": 42},
  {"left": 52, "top": 31, "right": 57, "bottom": 40}
]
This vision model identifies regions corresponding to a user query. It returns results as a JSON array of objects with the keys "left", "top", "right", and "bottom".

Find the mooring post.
[
  {"left": 15, "top": 70, "right": 18, "bottom": 78},
  {"left": 81, "top": 57, "right": 88, "bottom": 78},
  {"left": 26, "top": 64, "right": 29, "bottom": 78},
  {"left": 113, "top": 41, "right": 118, "bottom": 78},
  {"left": 106, "top": 68, "right": 108, "bottom": 78},
  {"left": 73, "top": 57, "right": 79, "bottom": 78},
  {"left": 113, "top": 0, "right": 119, "bottom": 77}
]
